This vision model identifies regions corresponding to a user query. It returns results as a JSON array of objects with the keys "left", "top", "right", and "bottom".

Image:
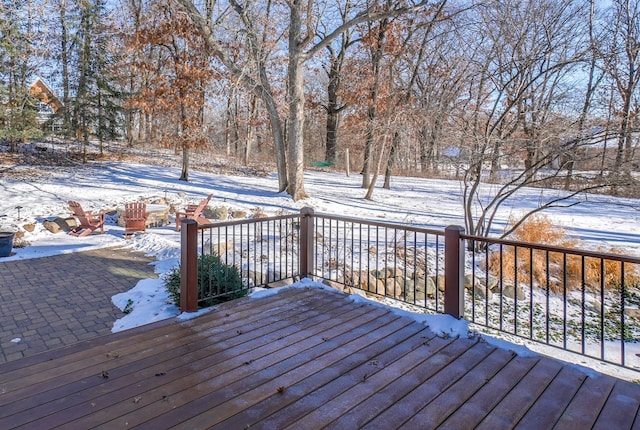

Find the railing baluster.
[
  {"left": 563, "top": 253, "right": 568, "bottom": 351},
  {"left": 529, "top": 248, "right": 533, "bottom": 340},
  {"left": 514, "top": 245, "right": 518, "bottom": 335},
  {"left": 546, "top": 251, "right": 550, "bottom": 345},
  {"left": 499, "top": 243, "right": 504, "bottom": 332},
  {"left": 621, "top": 262, "right": 626, "bottom": 367},
  {"left": 581, "top": 255, "right": 586, "bottom": 355},
  {"left": 600, "top": 257, "right": 605, "bottom": 362},
  {"left": 485, "top": 241, "right": 489, "bottom": 326}
]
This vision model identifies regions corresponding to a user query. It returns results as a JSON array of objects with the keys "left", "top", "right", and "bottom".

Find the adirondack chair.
[
  {"left": 175, "top": 194, "right": 212, "bottom": 231},
  {"left": 123, "top": 202, "right": 149, "bottom": 237},
  {"left": 68, "top": 201, "right": 106, "bottom": 237}
]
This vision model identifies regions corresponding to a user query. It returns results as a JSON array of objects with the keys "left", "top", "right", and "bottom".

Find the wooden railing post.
[
  {"left": 180, "top": 219, "right": 198, "bottom": 312},
  {"left": 444, "top": 225, "right": 465, "bottom": 319},
  {"left": 299, "top": 207, "right": 315, "bottom": 278}
]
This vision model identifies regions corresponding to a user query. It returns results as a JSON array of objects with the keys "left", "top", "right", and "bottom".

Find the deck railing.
[{"left": 181, "top": 208, "right": 640, "bottom": 371}]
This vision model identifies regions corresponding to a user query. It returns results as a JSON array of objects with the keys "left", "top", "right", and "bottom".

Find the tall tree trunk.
[
  {"left": 567, "top": 0, "right": 599, "bottom": 189},
  {"left": 225, "top": 90, "right": 233, "bottom": 157},
  {"left": 489, "top": 139, "right": 502, "bottom": 182},
  {"left": 419, "top": 127, "right": 429, "bottom": 172},
  {"left": 325, "top": 73, "right": 340, "bottom": 163},
  {"left": 245, "top": 94, "right": 257, "bottom": 165},
  {"left": 180, "top": 147, "right": 190, "bottom": 181},
  {"left": 383, "top": 131, "right": 399, "bottom": 189},
  {"left": 362, "top": 121, "right": 374, "bottom": 187},
  {"left": 364, "top": 133, "right": 389, "bottom": 200},
  {"left": 324, "top": 43, "right": 347, "bottom": 163},
  {"left": 59, "top": 0, "right": 72, "bottom": 136},
  {"left": 97, "top": 89, "right": 104, "bottom": 155},
  {"left": 286, "top": 6, "right": 308, "bottom": 200},
  {"left": 362, "top": 20, "right": 386, "bottom": 189}
]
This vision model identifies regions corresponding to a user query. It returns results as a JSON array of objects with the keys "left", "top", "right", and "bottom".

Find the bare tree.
[
  {"left": 319, "top": 0, "right": 356, "bottom": 164},
  {"left": 601, "top": 0, "right": 640, "bottom": 179},
  {"left": 460, "top": 0, "right": 594, "bottom": 239},
  {"left": 174, "top": 0, "right": 434, "bottom": 200}
]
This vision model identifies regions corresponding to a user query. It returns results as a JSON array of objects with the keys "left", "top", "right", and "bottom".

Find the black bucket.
[{"left": 0, "top": 232, "right": 15, "bottom": 257}]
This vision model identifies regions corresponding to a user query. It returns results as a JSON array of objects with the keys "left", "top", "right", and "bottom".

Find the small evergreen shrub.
[{"left": 164, "top": 254, "right": 246, "bottom": 308}]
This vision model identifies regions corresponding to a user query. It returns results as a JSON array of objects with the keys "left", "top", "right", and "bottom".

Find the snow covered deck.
[{"left": 0, "top": 286, "right": 639, "bottom": 429}]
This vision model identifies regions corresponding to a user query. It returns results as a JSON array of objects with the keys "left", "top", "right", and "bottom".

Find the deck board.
[
  {"left": 516, "top": 364, "right": 587, "bottom": 428},
  {"left": 212, "top": 323, "right": 437, "bottom": 429},
  {"left": 593, "top": 379, "right": 640, "bottom": 430},
  {"left": 437, "top": 353, "right": 539, "bottom": 429},
  {"left": 396, "top": 347, "right": 515, "bottom": 428},
  {"left": 328, "top": 340, "right": 489, "bottom": 430},
  {"left": 552, "top": 374, "right": 616, "bottom": 430},
  {"left": 475, "top": 358, "right": 564, "bottom": 429},
  {"left": 46, "top": 288, "right": 365, "bottom": 428},
  {"left": 0, "top": 286, "right": 639, "bottom": 429}
]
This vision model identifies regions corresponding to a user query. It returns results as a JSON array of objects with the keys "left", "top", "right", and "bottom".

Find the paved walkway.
[{"left": 0, "top": 247, "right": 157, "bottom": 364}]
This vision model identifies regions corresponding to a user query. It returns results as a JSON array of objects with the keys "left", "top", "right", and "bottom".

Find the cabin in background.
[{"left": 29, "top": 77, "right": 64, "bottom": 132}]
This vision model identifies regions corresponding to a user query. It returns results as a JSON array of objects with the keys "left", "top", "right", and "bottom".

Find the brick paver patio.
[{"left": 0, "top": 247, "right": 156, "bottom": 363}]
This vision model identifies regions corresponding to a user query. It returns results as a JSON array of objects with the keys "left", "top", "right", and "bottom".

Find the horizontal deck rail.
[{"left": 181, "top": 208, "right": 640, "bottom": 372}]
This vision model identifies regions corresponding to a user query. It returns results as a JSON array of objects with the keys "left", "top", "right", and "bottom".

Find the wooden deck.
[{"left": 1, "top": 286, "right": 639, "bottom": 429}]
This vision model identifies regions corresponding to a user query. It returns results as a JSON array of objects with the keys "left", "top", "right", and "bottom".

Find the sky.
[{"left": 1, "top": 160, "right": 639, "bottom": 381}]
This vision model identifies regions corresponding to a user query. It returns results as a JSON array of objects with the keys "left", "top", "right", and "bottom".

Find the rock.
[
  {"left": 371, "top": 269, "right": 388, "bottom": 280},
  {"left": 265, "top": 269, "right": 284, "bottom": 283},
  {"left": 243, "top": 270, "right": 261, "bottom": 286},
  {"left": 487, "top": 275, "right": 499, "bottom": 291},
  {"left": 361, "top": 273, "right": 385, "bottom": 295},
  {"left": 404, "top": 277, "right": 437, "bottom": 302},
  {"left": 43, "top": 217, "right": 77, "bottom": 234},
  {"left": 344, "top": 270, "right": 363, "bottom": 287},
  {"left": 472, "top": 285, "right": 493, "bottom": 301},
  {"left": 430, "top": 275, "right": 446, "bottom": 292},
  {"left": 348, "top": 287, "right": 368, "bottom": 298},
  {"left": 203, "top": 240, "right": 234, "bottom": 255},
  {"left": 389, "top": 267, "right": 404, "bottom": 278},
  {"left": 205, "top": 206, "right": 228, "bottom": 220},
  {"left": 43, "top": 220, "right": 62, "bottom": 233},
  {"left": 411, "top": 269, "right": 426, "bottom": 280},
  {"left": 372, "top": 267, "right": 403, "bottom": 280},
  {"left": 404, "top": 278, "right": 422, "bottom": 302},
  {"left": 464, "top": 274, "right": 485, "bottom": 290},
  {"left": 242, "top": 270, "right": 285, "bottom": 286},
  {"left": 231, "top": 210, "right": 248, "bottom": 219},
  {"left": 402, "top": 278, "right": 416, "bottom": 300},
  {"left": 267, "top": 278, "right": 294, "bottom": 288},
  {"left": 385, "top": 278, "right": 403, "bottom": 298},
  {"left": 323, "top": 279, "right": 346, "bottom": 292},
  {"left": 501, "top": 284, "right": 526, "bottom": 300},
  {"left": 418, "top": 276, "right": 437, "bottom": 297},
  {"left": 22, "top": 224, "right": 35, "bottom": 233}
]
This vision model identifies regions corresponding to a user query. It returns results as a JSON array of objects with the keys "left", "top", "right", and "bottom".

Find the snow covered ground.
[{"left": 1, "top": 160, "right": 640, "bottom": 381}]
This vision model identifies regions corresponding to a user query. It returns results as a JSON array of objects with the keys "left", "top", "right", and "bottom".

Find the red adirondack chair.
[
  {"left": 175, "top": 194, "right": 212, "bottom": 231},
  {"left": 68, "top": 201, "right": 106, "bottom": 237},
  {"left": 123, "top": 202, "right": 149, "bottom": 237}
]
